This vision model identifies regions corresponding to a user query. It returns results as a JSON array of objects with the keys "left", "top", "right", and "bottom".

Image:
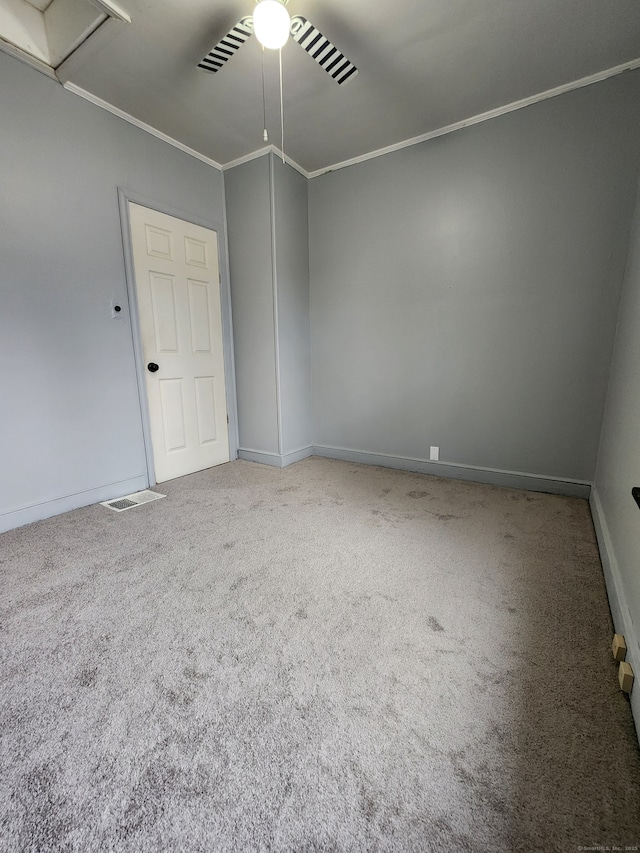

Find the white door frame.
[{"left": 117, "top": 188, "right": 239, "bottom": 486}]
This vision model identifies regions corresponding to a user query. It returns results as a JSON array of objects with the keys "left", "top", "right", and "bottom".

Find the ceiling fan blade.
[
  {"left": 198, "top": 16, "right": 254, "bottom": 73},
  {"left": 290, "top": 16, "right": 358, "bottom": 85}
]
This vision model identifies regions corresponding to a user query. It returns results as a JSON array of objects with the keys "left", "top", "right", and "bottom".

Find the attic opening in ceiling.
[{"left": 0, "top": 0, "right": 130, "bottom": 75}]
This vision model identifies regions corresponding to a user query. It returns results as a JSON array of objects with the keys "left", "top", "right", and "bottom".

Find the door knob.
[{"left": 147, "top": 362, "right": 159, "bottom": 373}]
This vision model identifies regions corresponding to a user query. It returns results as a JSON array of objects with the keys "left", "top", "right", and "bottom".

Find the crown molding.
[
  {"left": 60, "top": 56, "right": 640, "bottom": 181},
  {"left": 0, "top": 37, "right": 57, "bottom": 79},
  {"left": 222, "top": 145, "right": 308, "bottom": 177},
  {"left": 221, "top": 146, "right": 272, "bottom": 171},
  {"left": 306, "top": 56, "right": 640, "bottom": 178},
  {"left": 265, "top": 145, "right": 309, "bottom": 177},
  {"left": 61, "top": 82, "right": 223, "bottom": 170}
]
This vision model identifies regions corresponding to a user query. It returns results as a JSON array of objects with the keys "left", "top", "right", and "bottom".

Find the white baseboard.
[
  {"left": 282, "top": 446, "right": 314, "bottom": 466},
  {"left": 238, "top": 446, "right": 313, "bottom": 468},
  {"left": 0, "top": 474, "right": 149, "bottom": 534},
  {"left": 312, "top": 445, "right": 592, "bottom": 498},
  {"left": 590, "top": 486, "right": 640, "bottom": 738}
]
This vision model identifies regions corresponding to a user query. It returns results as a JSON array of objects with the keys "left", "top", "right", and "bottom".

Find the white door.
[{"left": 129, "top": 203, "right": 230, "bottom": 483}]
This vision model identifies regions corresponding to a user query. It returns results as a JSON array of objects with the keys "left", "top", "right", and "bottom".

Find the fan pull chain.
[
  {"left": 262, "top": 45, "right": 268, "bottom": 142},
  {"left": 279, "top": 47, "right": 285, "bottom": 163}
]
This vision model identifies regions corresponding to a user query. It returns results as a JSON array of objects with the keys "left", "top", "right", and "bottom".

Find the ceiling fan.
[{"left": 197, "top": 0, "right": 358, "bottom": 86}]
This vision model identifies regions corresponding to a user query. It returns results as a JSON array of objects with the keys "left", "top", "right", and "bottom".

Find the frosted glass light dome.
[{"left": 253, "top": 0, "right": 291, "bottom": 50}]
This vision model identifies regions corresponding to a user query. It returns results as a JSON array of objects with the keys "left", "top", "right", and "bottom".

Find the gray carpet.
[{"left": 1, "top": 457, "right": 639, "bottom": 852}]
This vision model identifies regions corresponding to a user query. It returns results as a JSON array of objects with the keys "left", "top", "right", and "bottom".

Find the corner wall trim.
[
  {"left": 268, "top": 154, "right": 283, "bottom": 457},
  {"left": 238, "top": 446, "right": 313, "bottom": 468},
  {"left": 312, "top": 445, "right": 592, "bottom": 498},
  {"left": 0, "top": 474, "right": 149, "bottom": 534},
  {"left": 62, "top": 83, "right": 223, "bottom": 170},
  {"left": 590, "top": 486, "right": 640, "bottom": 738}
]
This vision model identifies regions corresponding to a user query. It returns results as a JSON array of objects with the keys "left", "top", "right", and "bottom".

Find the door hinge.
[{"left": 227, "top": 415, "right": 229, "bottom": 424}]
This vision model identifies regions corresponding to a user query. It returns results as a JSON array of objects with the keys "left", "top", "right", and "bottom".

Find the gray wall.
[
  {"left": 272, "top": 156, "right": 312, "bottom": 457},
  {"left": 308, "top": 72, "right": 640, "bottom": 487},
  {"left": 592, "top": 177, "right": 640, "bottom": 724},
  {"left": 0, "top": 51, "right": 233, "bottom": 531},
  {"left": 225, "top": 153, "right": 312, "bottom": 464},
  {"left": 224, "top": 155, "right": 280, "bottom": 455}
]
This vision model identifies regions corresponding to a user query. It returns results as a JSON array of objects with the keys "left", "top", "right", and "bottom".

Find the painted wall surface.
[
  {"left": 225, "top": 153, "right": 311, "bottom": 463},
  {"left": 224, "top": 156, "right": 279, "bottom": 455},
  {"left": 272, "top": 155, "right": 312, "bottom": 456},
  {"left": 308, "top": 72, "right": 640, "bottom": 482},
  {"left": 593, "top": 178, "right": 640, "bottom": 708},
  {"left": 0, "top": 51, "right": 231, "bottom": 530}
]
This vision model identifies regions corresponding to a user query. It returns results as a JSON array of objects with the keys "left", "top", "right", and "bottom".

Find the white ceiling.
[{"left": 54, "top": 0, "right": 640, "bottom": 173}]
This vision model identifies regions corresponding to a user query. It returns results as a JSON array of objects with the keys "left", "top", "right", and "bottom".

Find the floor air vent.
[{"left": 101, "top": 490, "right": 166, "bottom": 513}]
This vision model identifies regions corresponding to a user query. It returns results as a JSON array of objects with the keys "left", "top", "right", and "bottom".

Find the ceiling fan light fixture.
[{"left": 253, "top": 0, "right": 291, "bottom": 50}]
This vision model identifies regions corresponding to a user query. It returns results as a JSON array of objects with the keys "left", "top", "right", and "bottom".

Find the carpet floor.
[{"left": 1, "top": 457, "right": 639, "bottom": 852}]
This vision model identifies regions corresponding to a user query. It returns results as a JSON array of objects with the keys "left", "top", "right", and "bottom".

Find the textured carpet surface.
[{"left": 1, "top": 457, "right": 639, "bottom": 852}]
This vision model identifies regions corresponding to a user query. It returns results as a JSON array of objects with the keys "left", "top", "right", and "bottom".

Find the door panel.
[
  {"left": 184, "top": 236, "right": 208, "bottom": 268},
  {"left": 129, "top": 203, "right": 230, "bottom": 483},
  {"left": 188, "top": 280, "right": 212, "bottom": 353},
  {"left": 194, "top": 376, "right": 218, "bottom": 444},
  {"left": 159, "top": 379, "right": 187, "bottom": 452},
  {"left": 150, "top": 273, "right": 179, "bottom": 352},
  {"left": 145, "top": 225, "right": 173, "bottom": 259}
]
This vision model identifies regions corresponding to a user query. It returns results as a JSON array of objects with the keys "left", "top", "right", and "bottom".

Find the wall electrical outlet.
[{"left": 429, "top": 446, "right": 439, "bottom": 461}]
